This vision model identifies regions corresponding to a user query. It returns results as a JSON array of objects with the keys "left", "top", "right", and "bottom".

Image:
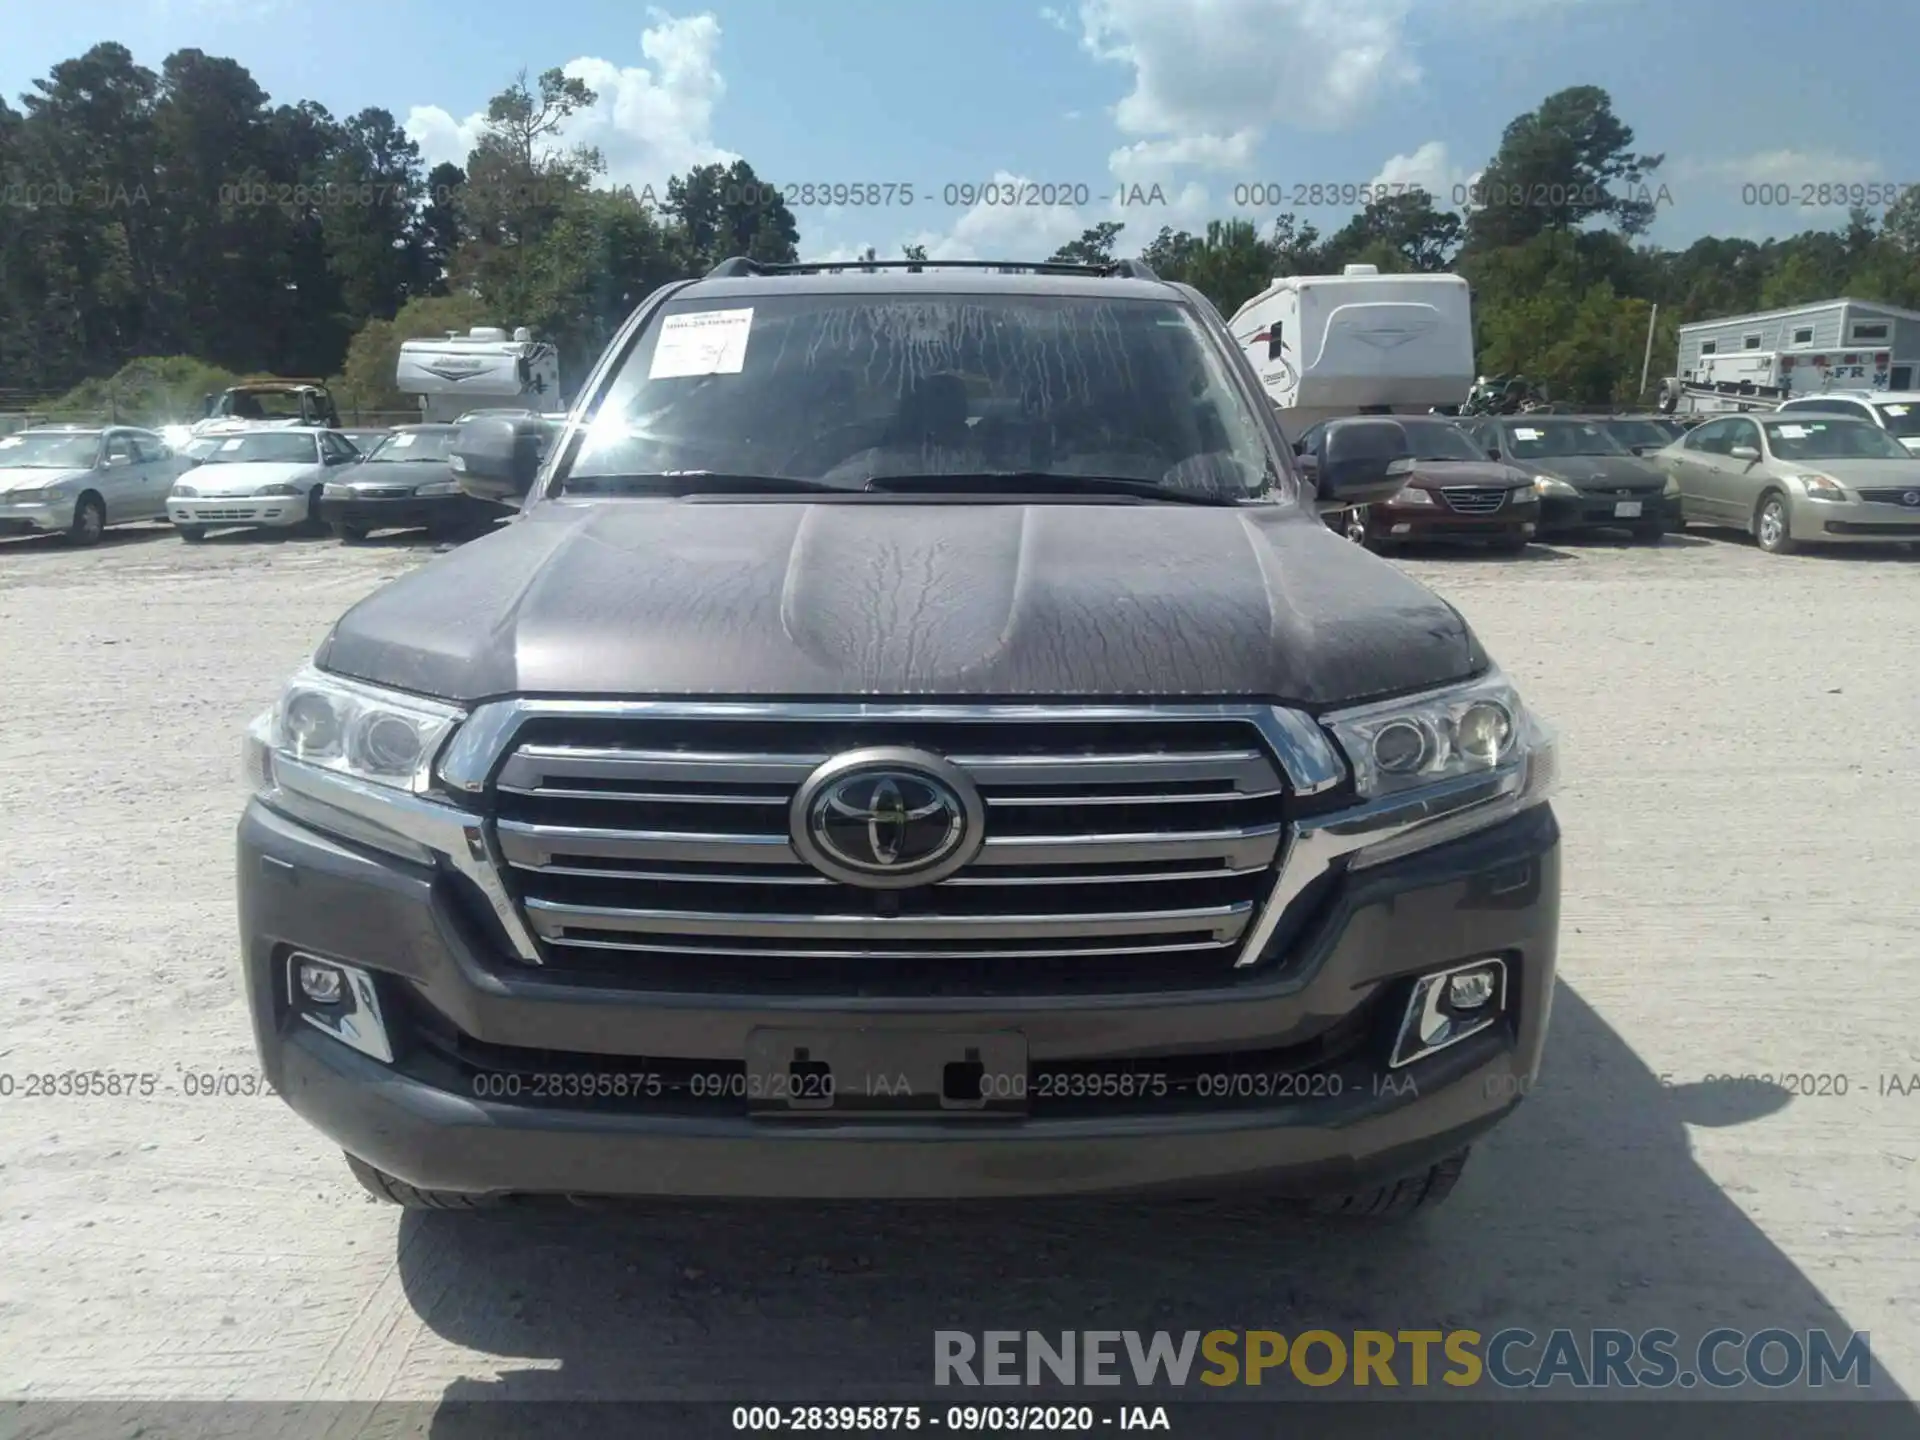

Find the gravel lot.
[{"left": 2, "top": 519, "right": 1917, "bottom": 1413}]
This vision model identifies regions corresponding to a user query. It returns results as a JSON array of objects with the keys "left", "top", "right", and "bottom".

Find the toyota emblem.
[{"left": 791, "top": 748, "right": 985, "bottom": 889}]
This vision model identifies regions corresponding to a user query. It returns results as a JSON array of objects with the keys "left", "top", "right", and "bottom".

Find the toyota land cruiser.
[{"left": 239, "top": 257, "right": 1561, "bottom": 1214}]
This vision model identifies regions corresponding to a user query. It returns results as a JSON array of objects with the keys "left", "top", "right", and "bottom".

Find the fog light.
[
  {"left": 1390, "top": 957, "right": 1507, "bottom": 1068},
  {"left": 286, "top": 951, "right": 393, "bottom": 1063},
  {"left": 296, "top": 959, "right": 344, "bottom": 1004},
  {"left": 1447, "top": 968, "right": 1497, "bottom": 1010}
]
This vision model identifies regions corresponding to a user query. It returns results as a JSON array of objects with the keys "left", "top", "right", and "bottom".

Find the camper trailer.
[
  {"left": 396, "top": 327, "right": 561, "bottom": 424},
  {"left": 1229, "top": 265, "right": 1475, "bottom": 434}
]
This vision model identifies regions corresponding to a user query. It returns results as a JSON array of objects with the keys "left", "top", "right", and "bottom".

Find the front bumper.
[
  {"left": 1367, "top": 492, "right": 1540, "bottom": 543},
  {"left": 168, "top": 492, "right": 311, "bottom": 529},
  {"left": 317, "top": 488, "right": 495, "bottom": 533},
  {"left": 0, "top": 496, "right": 76, "bottom": 535},
  {"left": 1793, "top": 494, "right": 1920, "bottom": 543},
  {"left": 239, "top": 787, "right": 1561, "bottom": 1201},
  {"left": 1537, "top": 490, "right": 1676, "bottom": 533}
]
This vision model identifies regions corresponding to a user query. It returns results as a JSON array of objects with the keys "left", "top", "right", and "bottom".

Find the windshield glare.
[
  {"left": 566, "top": 293, "right": 1280, "bottom": 500},
  {"left": 368, "top": 430, "right": 456, "bottom": 462},
  {"left": 0, "top": 432, "right": 100, "bottom": 469},
  {"left": 1503, "top": 421, "right": 1628, "bottom": 459},
  {"left": 195, "top": 433, "right": 320, "bottom": 465},
  {"left": 1765, "top": 419, "right": 1912, "bottom": 461},
  {"left": 1396, "top": 421, "right": 1485, "bottom": 462}
]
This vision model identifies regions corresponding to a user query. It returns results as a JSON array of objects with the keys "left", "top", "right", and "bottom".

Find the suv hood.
[
  {"left": 1405, "top": 460, "right": 1524, "bottom": 489},
  {"left": 1510, "top": 454, "right": 1664, "bottom": 490},
  {"left": 317, "top": 501, "right": 1486, "bottom": 706}
]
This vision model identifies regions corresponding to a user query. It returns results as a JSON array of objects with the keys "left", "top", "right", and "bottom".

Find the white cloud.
[
  {"left": 1367, "top": 140, "right": 1478, "bottom": 209},
  {"left": 1674, "top": 148, "right": 1880, "bottom": 186},
  {"left": 1077, "top": 0, "right": 1421, "bottom": 139},
  {"left": 1669, "top": 149, "right": 1882, "bottom": 224},
  {"left": 1039, "top": 5, "right": 1073, "bottom": 30},
  {"left": 1109, "top": 131, "right": 1258, "bottom": 183},
  {"left": 404, "top": 11, "right": 734, "bottom": 193}
]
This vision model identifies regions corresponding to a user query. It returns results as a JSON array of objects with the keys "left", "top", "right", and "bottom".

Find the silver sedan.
[
  {"left": 1651, "top": 413, "right": 1920, "bottom": 554},
  {"left": 0, "top": 426, "right": 187, "bottom": 544}
]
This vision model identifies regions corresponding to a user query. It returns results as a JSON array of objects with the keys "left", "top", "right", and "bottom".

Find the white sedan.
[{"left": 166, "top": 429, "right": 362, "bottom": 541}]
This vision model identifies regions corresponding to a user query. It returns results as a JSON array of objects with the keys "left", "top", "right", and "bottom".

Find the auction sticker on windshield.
[
  {"left": 1515, "top": 428, "right": 1541, "bottom": 439},
  {"left": 650, "top": 308, "right": 754, "bottom": 379},
  {"left": 1776, "top": 425, "right": 1810, "bottom": 437},
  {"left": 389, "top": 432, "right": 416, "bottom": 448}
]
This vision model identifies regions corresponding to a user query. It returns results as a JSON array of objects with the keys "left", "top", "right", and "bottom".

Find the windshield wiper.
[
  {"left": 860, "top": 472, "right": 1246, "bottom": 505},
  {"left": 563, "top": 472, "right": 857, "bottom": 496}
]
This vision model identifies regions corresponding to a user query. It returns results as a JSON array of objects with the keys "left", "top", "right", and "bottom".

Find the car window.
[
  {"left": 366, "top": 429, "right": 458, "bottom": 462},
  {"left": 1294, "top": 423, "right": 1323, "bottom": 453},
  {"left": 0, "top": 431, "right": 102, "bottom": 468},
  {"left": 1763, "top": 417, "right": 1911, "bottom": 461},
  {"left": 196, "top": 432, "right": 323, "bottom": 465},
  {"left": 1686, "top": 419, "right": 1735, "bottom": 454},
  {"left": 130, "top": 435, "right": 168, "bottom": 463},
  {"left": 1397, "top": 420, "right": 1486, "bottom": 462},
  {"left": 567, "top": 291, "right": 1285, "bottom": 501},
  {"left": 1602, "top": 419, "right": 1673, "bottom": 451},
  {"left": 1871, "top": 402, "right": 1919, "bottom": 439},
  {"left": 104, "top": 434, "right": 135, "bottom": 463},
  {"left": 1500, "top": 419, "right": 1627, "bottom": 459}
]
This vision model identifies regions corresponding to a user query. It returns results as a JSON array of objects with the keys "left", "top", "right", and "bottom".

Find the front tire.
[
  {"left": 1754, "top": 490, "right": 1795, "bottom": 554},
  {"left": 67, "top": 493, "right": 106, "bottom": 546},
  {"left": 1489, "top": 531, "right": 1530, "bottom": 553},
  {"left": 1631, "top": 520, "right": 1664, "bottom": 543},
  {"left": 1300, "top": 1147, "right": 1469, "bottom": 1218},
  {"left": 331, "top": 521, "right": 370, "bottom": 544},
  {"left": 175, "top": 524, "right": 207, "bottom": 543},
  {"left": 1339, "top": 507, "right": 1370, "bottom": 546},
  {"left": 345, "top": 1153, "right": 502, "bottom": 1210}
]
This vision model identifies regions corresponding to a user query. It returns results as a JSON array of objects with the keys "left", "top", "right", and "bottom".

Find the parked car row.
[
  {"left": 0, "top": 418, "right": 523, "bottom": 548},
  {"left": 1311, "top": 409, "right": 1920, "bottom": 556}
]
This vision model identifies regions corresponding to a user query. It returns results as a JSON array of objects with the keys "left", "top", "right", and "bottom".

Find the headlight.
[
  {"left": 413, "top": 480, "right": 462, "bottom": 497},
  {"left": 255, "top": 482, "right": 300, "bottom": 497},
  {"left": 1533, "top": 476, "right": 1579, "bottom": 497},
  {"left": 1388, "top": 485, "right": 1435, "bottom": 506},
  {"left": 266, "top": 664, "right": 465, "bottom": 793},
  {"left": 1792, "top": 474, "right": 1846, "bottom": 501},
  {"left": 5, "top": 489, "right": 51, "bottom": 503},
  {"left": 1662, "top": 474, "right": 1680, "bottom": 498},
  {"left": 1326, "top": 669, "right": 1530, "bottom": 801},
  {"left": 171, "top": 484, "right": 199, "bottom": 498}
]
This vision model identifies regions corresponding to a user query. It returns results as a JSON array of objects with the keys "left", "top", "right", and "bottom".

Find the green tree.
[
  {"left": 1322, "top": 191, "right": 1461, "bottom": 272},
  {"left": 661, "top": 159, "right": 800, "bottom": 272},
  {"left": 901, "top": 242, "right": 928, "bottom": 261},
  {"left": 1048, "top": 222, "right": 1123, "bottom": 266},
  {"left": 1464, "top": 86, "right": 1664, "bottom": 253}
]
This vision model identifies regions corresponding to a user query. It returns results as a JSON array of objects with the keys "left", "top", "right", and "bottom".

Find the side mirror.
[
  {"left": 1730, "top": 444, "right": 1759, "bottom": 461},
  {"left": 451, "top": 416, "right": 546, "bottom": 502},
  {"left": 1630, "top": 443, "right": 1650, "bottom": 456},
  {"left": 1486, "top": 446, "right": 1501, "bottom": 460},
  {"left": 1312, "top": 417, "right": 1413, "bottom": 513}
]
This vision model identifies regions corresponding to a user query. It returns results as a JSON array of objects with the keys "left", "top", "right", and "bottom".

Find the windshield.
[
  {"left": 366, "top": 430, "right": 456, "bottom": 462},
  {"left": 194, "top": 432, "right": 320, "bottom": 465},
  {"left": 565, "top": 292, "right": 1281, "bottom": 500},
  {"left": 219, "top": 389, "right": 308, "bottom": 420},
  {"left": 1764, "top": 418, "right": 1912, "bottom": 461},
  {"left": 1502, "top": 420, "right": 1628, "bottom": 459},
  {"left": 0, "top": 432, "right": 100, "bottom": 469},
  {"left": 1396, "top": 421, "right": 1485, "bottom": 462},
  {"left": 1601, "top": 420, "right": 1675, "bottom": 450},
  {"left": 1873, "top": 403, "right": 1920, "bottom": 439}
]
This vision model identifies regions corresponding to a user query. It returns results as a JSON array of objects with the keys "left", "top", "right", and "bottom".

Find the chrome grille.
[
  {"left": 485, "top": 713, "right": 1292, "bottom": 992},
  {"left": 1856, "top": 487, "right": 1920, "bottom": 506},
  {"left": 1440, "top": 486, "right": 1507, "bottom": 515}
]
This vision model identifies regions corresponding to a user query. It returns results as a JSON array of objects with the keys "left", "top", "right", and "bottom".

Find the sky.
[{"left": 8, "top": 0, "right": 1917, "bottom": 265}]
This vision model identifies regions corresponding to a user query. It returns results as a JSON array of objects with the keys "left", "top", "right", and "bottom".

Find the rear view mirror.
[
  {"left": 1312, "top": 418, "right": 1413, "bottom": 513},
  {"left": 451, "top": 416, "right": 546, "bottom": 502},
  {"left": 1486, "top": 446, "right": 1501, "bottom": 460},
  {"left": 1730, "top": 444, "right": 1759, "bottom": 461},
  {"left": 1630, "top": 444, "right": 1650, "bottom": 456}
]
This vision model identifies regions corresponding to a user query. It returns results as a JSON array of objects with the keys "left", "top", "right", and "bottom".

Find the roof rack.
[{"left": 704, "top": 256, "right": 1159, "bottom": 280}]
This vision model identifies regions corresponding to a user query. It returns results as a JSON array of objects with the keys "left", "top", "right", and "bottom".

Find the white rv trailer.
[
  {"left": 1228, "top": 264, "right": 1476, "bottom": 434},
  {"left": 396, "top": 327, "right": 561, "bottom": 424}
]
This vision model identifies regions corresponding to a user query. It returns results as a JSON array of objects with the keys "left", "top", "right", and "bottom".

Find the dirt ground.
[{"left": 1, "top": 518, "right": 1917, "bottom": 1413}]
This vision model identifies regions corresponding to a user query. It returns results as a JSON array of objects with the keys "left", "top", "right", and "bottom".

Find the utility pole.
[{"left": 1639, "top": 303, "right": 1659, "bottom": 399}]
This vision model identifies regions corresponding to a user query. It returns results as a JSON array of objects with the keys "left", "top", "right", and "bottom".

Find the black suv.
[{"left": 239, "top": 258, "right": 1561, "bottom": 1214}]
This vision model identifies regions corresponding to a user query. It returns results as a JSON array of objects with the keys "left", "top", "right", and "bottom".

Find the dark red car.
[{"left": 1296, "top": 415, "right": 1540, "bottom": 552}]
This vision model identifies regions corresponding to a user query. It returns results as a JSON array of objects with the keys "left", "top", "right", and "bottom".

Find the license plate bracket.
[
  {"left": 743, "top": 1029, "right": 1028, "bottom": 1117},
  {"left": 1614, "top": 500, "right": 1644, "bottom": 517}
]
